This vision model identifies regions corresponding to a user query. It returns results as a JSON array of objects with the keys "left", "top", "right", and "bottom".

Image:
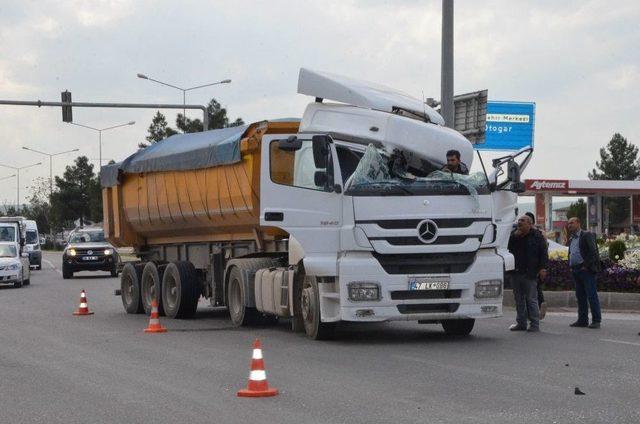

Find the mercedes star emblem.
[{"left": 417, "top": 219, "right": 438, "bottom": 244}]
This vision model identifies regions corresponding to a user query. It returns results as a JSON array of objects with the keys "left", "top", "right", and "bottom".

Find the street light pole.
[
  {"left": 441, "top": 0, "right": 454, "bottom": 128},
  {"left": 137, "top": 73, "right": 231, "bottom": 128},
  {"left": 69, "top": 121, "right": 135, "bottom": 169},
  {"left": 22, "top": 146, "right": 79, "bottom": 196},
  {"left": 0, "top": 162, "right": 42, "bottom": 208}
]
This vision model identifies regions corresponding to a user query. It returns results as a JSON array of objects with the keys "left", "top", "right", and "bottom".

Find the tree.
[
  {"left": 50, "top": 156, "right": 102, "bottom": 228},
  {"left": 589, "top": 133, "right": 638, "bottom": 228},
  {"left": 140, "top": 111, "right": 178, "bottom": 148},
  {"left": 23, "top": 177, "right": 52, "bottom": 234},
  {"left": 176, "top": 98, "right": 245, "bottom": 132},
  {"left": 140, "top": 98, "right": 244, "bottom": 148},
  {"left": 567, "top": 198, "right": 587, "bottom": 225},
  {"left": 589, "top": 133, "right": 640, "bottom": 180}
]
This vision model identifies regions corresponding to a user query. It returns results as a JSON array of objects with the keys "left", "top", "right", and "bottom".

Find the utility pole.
[{"left": 441, "top": 0, "right": 454, "bottom": 128}]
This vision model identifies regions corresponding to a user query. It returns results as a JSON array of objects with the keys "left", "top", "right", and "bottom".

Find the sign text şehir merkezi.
[{"left": 476, "top": 101, "right": 536, "bottom": 151}]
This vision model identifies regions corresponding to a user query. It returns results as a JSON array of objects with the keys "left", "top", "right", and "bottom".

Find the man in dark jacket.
[
  {"left": 567, "top": 217, "right": 602, "bottom": 329},
  {"left": 508, "top": 215, "right": 549, "bottom": 332},
  {"left": 525, "top": 211, "right": 547, "bottom": 319},
  {"left": 441, "top": 150, "right": 469, "bottom": 175}
]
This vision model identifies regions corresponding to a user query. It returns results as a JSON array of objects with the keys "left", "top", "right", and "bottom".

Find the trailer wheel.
[
  {"left": 121, "top": 263, "right": 144, "bottom": 314},
  {"left": 227, "top": 266, "right": 258, "bottom": 326},
  {"left": 441, "top": 319, "right": 475, "bottom": 336},
  {"left": 162, "top": 261, "right": 200, "bottom": 319},
  {"left": 301, "top": 276, "right": 335, "bottom": 340},
  {"left": 141, "top": 262, "right": 164, "bottom": 316}
]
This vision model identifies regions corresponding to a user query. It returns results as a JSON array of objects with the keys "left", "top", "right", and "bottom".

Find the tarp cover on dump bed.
[{"left": 100, "top": 125, "right": 249, "bottom": 187}]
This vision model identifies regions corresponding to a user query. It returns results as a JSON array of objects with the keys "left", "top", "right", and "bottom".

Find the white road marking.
[
  {"left": 601, "top": 338, "right": 640, "bottom": 347},
  {"left": 44, "top": 259, "right": 62, "bottom": 276}
]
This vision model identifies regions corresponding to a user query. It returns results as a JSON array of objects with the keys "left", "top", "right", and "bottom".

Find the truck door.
[{"left": 260, "top": 134, "right": 343, "bottom": 259}]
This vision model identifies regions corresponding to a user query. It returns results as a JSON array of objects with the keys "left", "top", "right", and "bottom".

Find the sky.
[{"left": 0, "top": 0, "right": 638, "bottom": 206}]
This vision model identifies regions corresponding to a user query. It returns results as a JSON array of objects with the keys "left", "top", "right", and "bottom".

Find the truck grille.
[
  {"left": 390, "top": 289, "right": 462, "bottom": 300},
  {"left": 397, "top": 303, "right": 460, "bottom": 314},
  {"left": 357, "top": 218, "right": 489, "bottom": 229},
  {"left": 372, "top": 252, "right": 476, "bottom": 275},
  {"left": 369, "top": 236, "right": 474, "bottom": 246}
]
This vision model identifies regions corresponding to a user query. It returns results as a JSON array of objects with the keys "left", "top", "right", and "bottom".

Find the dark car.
[{"left": 62, "top": 228, "right": 120, "bottom": 279}]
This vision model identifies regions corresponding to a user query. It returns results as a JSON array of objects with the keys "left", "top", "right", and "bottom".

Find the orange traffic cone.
[
  {"left": 144, "top": 299, "right": 167, "bottom": 333},
  {"left": 237, "top": 339, "right": 278, "bottom": 398},
  {"left": 73, "top": 289, "right": 94, "bottom": 316}
]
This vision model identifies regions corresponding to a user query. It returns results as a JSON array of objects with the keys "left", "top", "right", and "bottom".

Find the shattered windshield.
[{"left": 345, "top": 144, "right": 489, "bottom": 204}]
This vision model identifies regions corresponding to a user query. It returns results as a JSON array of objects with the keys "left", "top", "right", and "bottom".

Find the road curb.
[{"left": 503, "top": 289, "right": 640, "bottom": 311}]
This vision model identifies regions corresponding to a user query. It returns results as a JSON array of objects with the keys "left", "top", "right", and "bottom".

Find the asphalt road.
[{"left": 1, "top": 251, "right": 639, "bottom": 424}]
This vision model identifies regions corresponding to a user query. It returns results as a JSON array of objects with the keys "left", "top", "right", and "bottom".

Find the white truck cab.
[{"left": 256, "top": 69, "right": 531, "bottom": 338}]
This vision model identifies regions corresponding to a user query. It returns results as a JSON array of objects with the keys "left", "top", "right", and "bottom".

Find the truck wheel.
[
  {"left": 110, "top": 265, "right": 118, "bottom": 278},
  {"left": 62, "top": 265, "right": 73, "bottom": 279},
  {"left": 162, "top": 261, "right": 200, "bottom": 319},
  {"left": 141, "top": 262, "right": 164, "bottom": 316},
  {"left": 121, "top": 263, "right": 144, "bottom": 314},
  {"left": 227, "top": 266, "right": 258, "bottom": 326},
  {"left": 441, "top": 319, "right": 475, "bottom": 336},
  {"left": 301, "top": 276, "right": 335, "bottom": 340}
]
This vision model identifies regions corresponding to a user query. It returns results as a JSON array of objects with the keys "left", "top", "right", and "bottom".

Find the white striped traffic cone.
[
  {"left": 237, "top": 339, "right": 278, "bottom": 397},
  {"left": 73, "top": 289, "right": 94, "bottom": 316},
  {"left": 144, "top": 298, "right": 167, "bottom": 333}
]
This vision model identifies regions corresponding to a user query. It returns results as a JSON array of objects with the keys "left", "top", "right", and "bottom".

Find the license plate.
[
  {"left": 82, "top": 256, "right": 98, "bottom": 261},
  {"left": 408, "top": 276, "right": 449, "bottom": 290}
]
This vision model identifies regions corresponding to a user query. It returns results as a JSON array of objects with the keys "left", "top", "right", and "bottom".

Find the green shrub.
[{"left": 608, "top": 240, "right": 626, "bottom": 261}]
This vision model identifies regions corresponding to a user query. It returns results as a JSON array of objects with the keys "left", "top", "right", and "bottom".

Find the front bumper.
[
  {"left": 0, "top": 273, "right": 19, "bottom": 285},
  {"left": 63, "top": 255, "right": 116, "bottom": 271},
  {"left": 322, "top": 249, "right": 504, "bottom": 323}
]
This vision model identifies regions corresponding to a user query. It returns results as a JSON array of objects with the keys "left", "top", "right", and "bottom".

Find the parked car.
[
  {"left": 0, "top": 242, "right": 30, "bottom": 288},
  {"left": 62, "top": 227, "right": 120, "bottom": 279}
]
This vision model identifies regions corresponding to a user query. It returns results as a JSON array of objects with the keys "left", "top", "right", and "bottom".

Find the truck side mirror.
[
  {"left": 507, "top": 159, "right": 525, "bottom": 193},
  {"left": 278, "top": 136, "right": 302, "bottom": 151},
  {"left": 312, "top": 135, "right": 331, "bottom": 168}
]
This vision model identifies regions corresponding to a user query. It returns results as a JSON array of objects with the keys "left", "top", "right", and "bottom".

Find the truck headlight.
[
  {"left": 6, "top": 264, "right": 19, "bottom": 271},
  {"left": 348, "top": 282, "right": 380, "bottom": 301},
  {"left": 104, "top": 249, "right": 113, "bottom": 255},
  {"left": 475, "top": 280, "right": 502, "bottom": 298},
  {"left": 68, "top": 249, "right": 77, "bottom": 257}
]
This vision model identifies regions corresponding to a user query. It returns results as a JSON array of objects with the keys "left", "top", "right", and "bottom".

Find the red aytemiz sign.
[{"left": 525, "top": 179, "right": 569, "bottom": 191}]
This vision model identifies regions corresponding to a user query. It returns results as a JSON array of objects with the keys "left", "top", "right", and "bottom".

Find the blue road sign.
[{"left": 476, "top": 101, "right": 535, "bottom": 151}]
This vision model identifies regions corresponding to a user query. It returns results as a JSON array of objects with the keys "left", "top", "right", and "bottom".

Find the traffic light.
[{"left": 61, "top": 90, "right": 72, "bottom": 122}]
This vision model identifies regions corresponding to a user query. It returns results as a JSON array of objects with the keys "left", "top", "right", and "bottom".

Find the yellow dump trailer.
[{"left": 102, "top": 120, "right": 298, "bottom": 250}]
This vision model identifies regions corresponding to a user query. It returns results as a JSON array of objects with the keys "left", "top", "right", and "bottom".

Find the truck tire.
[
  {"left": 62, "top": 265, "right": 73, "bottom": 279},
  {"left": 141, "top": 262, "right": 164, "bottom": 316},
  {"left": 227, "top": 266, "right": 259, "bottom": 326},
  {"left": 441, "top": 319, "right": 475, "bottom": 336},
  {"left": 110, "top": 264, "right": 118, "bottom": 278},
  {"left": 121, "top": 263, "right": 144, "bottom": 314},
  {"left": 161, "top": 261, "right": 200, "bottom": 319},
  {"left": 301, "top": 276, "right": 335, "bottom": 340}
]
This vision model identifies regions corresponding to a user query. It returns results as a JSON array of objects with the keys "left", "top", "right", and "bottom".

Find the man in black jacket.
[
  {"left": 567, "top": 217, "right": 602, "bottom": 329},
  {"left": 508, "top": 215, "right": 549, "bottom": 332}
]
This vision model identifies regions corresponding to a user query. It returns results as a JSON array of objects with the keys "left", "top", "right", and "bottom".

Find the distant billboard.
[{"left": 475, "top": 101, "right": 535, "bottom": 151}]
